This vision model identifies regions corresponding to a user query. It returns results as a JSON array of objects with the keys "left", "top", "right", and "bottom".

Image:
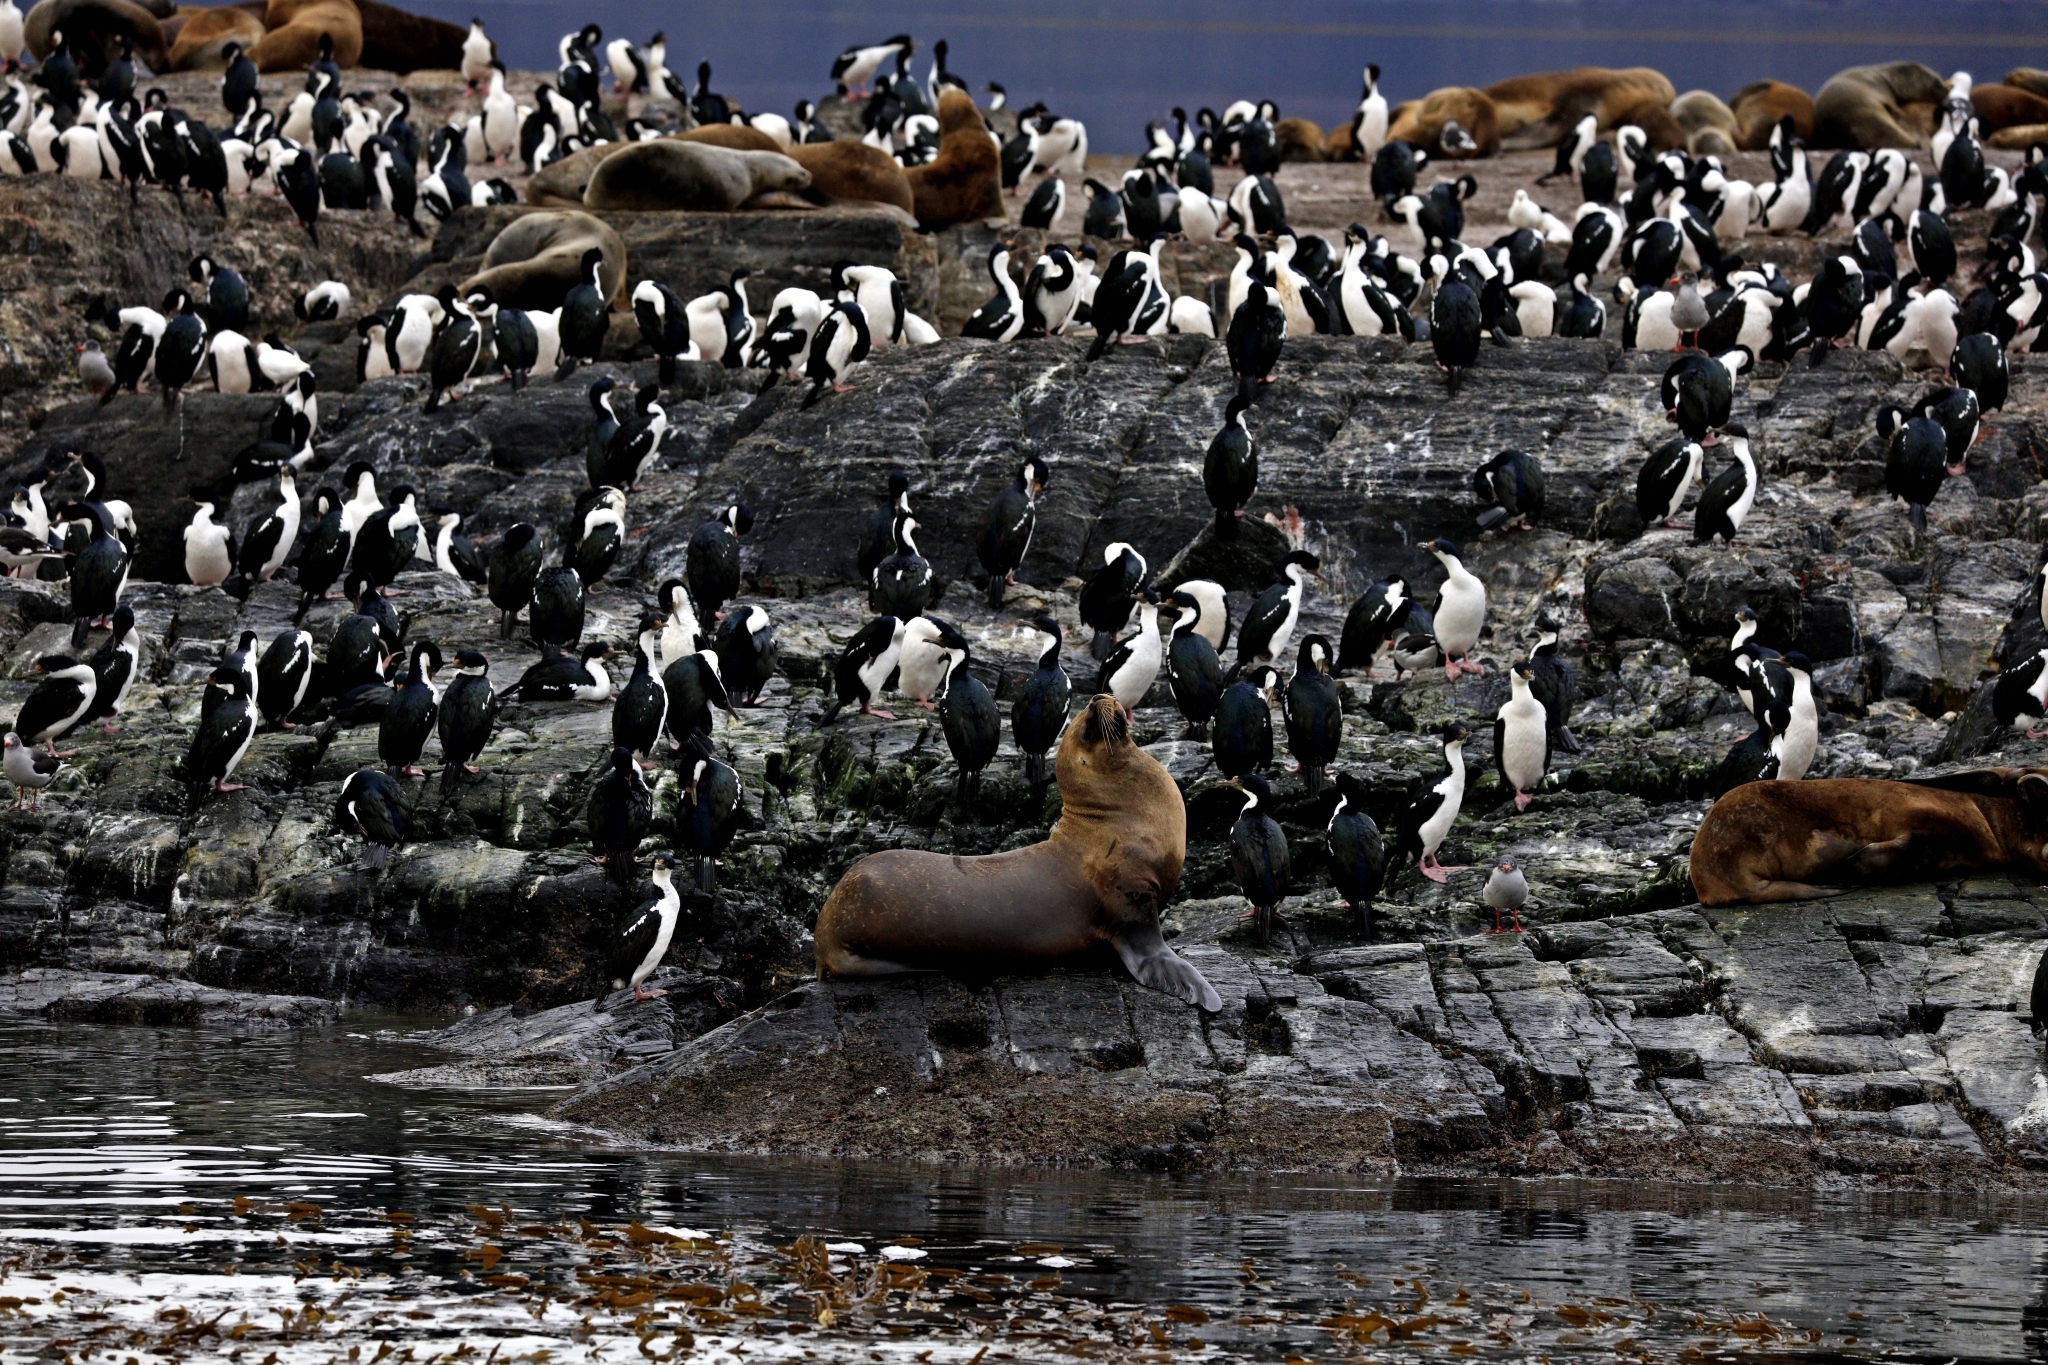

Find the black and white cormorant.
[
  {"left": 335, "top": 767, "right": 411, "bottom": 869},
  {"left": 1204, "top": 393, "right": 1258, "bottom": 536},
  {"left": 679, "top": 739, "right": 741, "bottom": 895},
  {"left": 378, "top": 638, "right": 441, "bottom": 778},
  {"left": 939, "top": 644, "right": 999, "bottom": 804},
  {"left": 611, "top": 612, "right": 668, "bottom": 767},
  {"left": 1227, "top": 772, "right": 1290, "bottom": 945},
  {"left": 1225, "top": 276, "right": 1286, "bottom": 403},
  {"left": 64, "top": 500, "right": 130, "bottom": 650},
  {"left": 1692, "top": 422, "right": 1759, "bottom": 545},
  {"left": 588, "top": 745, "right": 653, "bottom": 885},
  {"left": 820, "top": 616, "right": 906, "bottom": 724},
  {"left": 686, "top": 504, "right": 752, "bottom": 622},
  {"left": 505, "top": 641, "right": 613, "bottom": 704},
  {"left": 427, "top": 507, "right": 487, "bottom": 584},
  {"left": 977, "top": 456, "right": 1051, "bottom": 607},
  {"left": 1472, "top": 448, "right": 1546, "bottom": 532},
  {"left": 1327, "top": 771, "right": 1386, "bottom": 934},
  {"left": 1011, "top": 615, "right": 1072, "bottom": 787},
  {"left": 1079, "top": 541, "right": 1148, "bottom": 661},
  {"left": 437, "top": 649, "right": 498, "bottom": 795},
  {"left": 294, "top": 487, "right": 352, "bottom": 613},
  {"left": 1165, "top": 591, "right": 1225, "bottom": 741},
  {"left": 1282, "top": 634, "right": 1342, "bottom": 796},
  {"left": 487, "top": 523, "right": 544, "bottom": 638},
  {"left": 1212, "top": 663, "right": 1279, "bottom": 778},
  {"left": 1392, "top": 721, "right": 1470, "bottom": 883},
  {"left": 1337, "top": 576, "right": 1408, "bottom": 677},
  {"left": 79, "top": 605, "right": 141, "bottom": 734},
  {"left": 555, "top": 248, "right": 611, "bottom": 381},
  {"left": 568, "top": 486, "right": 626, "bottom": 587},
  {"left": 600, "top": 851, "right": 685, "bottom": 1004},
  {"left": 353, "top": 485, "right": 422, "bottom": 593},
  {"left": 1527, "top": 613, "right": 1580, "bottom": 753},
  {"left": 257, "top": 627, "right": 313, "bottom": 730},
  {"left": 186, "top": 663, "right": 256, "bottom": 799},
  {"left": 529, "top": 548, "right": 587, "bottom": 657},
  {"left": 14, "top": 654, "right": 97, "bottom": 757},
  {"left": 1236, "top": 551, "right": 1319, "bottom": 666},
  {"left": 1494, "top": 659, "right": 1550, "bottom": 812},
  {"left": 713, "top": 604, "right": 778, "bottom": 706},
  {"left": 235, "top": 467, "right": 300, "bottom": 583},
  {"left": 860, "top": 471, "right": 911, "bottom": 586}
]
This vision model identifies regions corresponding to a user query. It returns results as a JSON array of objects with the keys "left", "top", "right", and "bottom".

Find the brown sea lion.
[
  {"left": 1690, "top": 770, "right": 2048, "bottom": 906},
  {"left": 583, "top": 140, "right": 809, "bottom": 212},
  {"left": 167, "top": 4, "right": 265, "bottom": 71},
  {"left": 904, "top": 88, "right": 1003, "bottom": 230},
  {"left": 353, "top": 0, "right": 464, "bottom": 72},
  {"left": 248, "top": 0, "right": 361, "bottom": 72},
  {"left": 1387, "top": 86, "right": 1500, "bottom": 158},
  {"left": 2008, "top": 69, "right": 2048, "bottom": 101},
  {"left": 1987, "top": 123, "right": 2048, "bottom": 151},
  {"left": 1812, "top": 61, "right": 1946, "bottom": 148},
  {"left": 459, "top": 210, "right": 627, "bottom": 311},
  {"left": 24, "top": 0, "right": 169, "bottom": 75},
  {"left": 1731, "top": 80, "right": 1816, "bottom": 149},
  {"left": 786, "top": 140, "right": 917, "bottom": 214},
  {"left": 814, "top": 694, "right": 1220, "bottom": 1012},
  {"left": 1672, "top": 90, "right": 1740, "bottom": 156},
  {"left": 1275, "top": 116, "right": 1325, "bottom": 162},
  {"left": 1485, "top": 66, "right": 1676, "bottom": 150},
  {"left": 678, "top": 124, "right": 783, "bottom": 153},
  {"left": 1974, "top": 84, "right": 2048, "bottom": 135}
]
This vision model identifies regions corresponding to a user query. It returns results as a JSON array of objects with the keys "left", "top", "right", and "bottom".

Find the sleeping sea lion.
[
  {"left": 1484, "top": 66, "right": 1676, "bottom": 150},
  {"left": 815, "top": 694, "right": 1221, "bottom": 1012},
  {"left": 1691, "top": 769, "right": 2048, "bottom": 906},
  {"left": 1973, "top": 84, "right": 2048, "bottom": 136},
  {"left": 787, "top": 140, "right": 917, "bottom": 214},
  {"left": 459, "top": 210, "right": 627, "bottom": 311},
  {"left": 1731, "top": 80, "right": 1816, "bottom": 149},
  {"left": 1672, "top": 90, "right": 1740, "bottom": 156},
  {"left": 1812, "top": 61, "right": 1947, "bottom": 149},
  {"left": 904, "top": 88, "right": 1003, "bottom": 230},
  {"left": 168, "top": 4, "right": 267, "bottom": 71},
  {"left": 24, "top": 0, "right": 170, "bottom": 75},
  {"left": 582, "top": 140, "right": 809, "bottom": 212},
  {"left": 1386, "top": 86, "right": 1501, "bottom": 158},
  {"left": 248, "top": 0, "right": 361, "bottom": 72}
]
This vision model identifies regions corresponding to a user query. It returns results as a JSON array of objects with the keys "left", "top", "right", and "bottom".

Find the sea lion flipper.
[{"left": 1113, "top": 926, "right": 1223, "bottom": 1014}]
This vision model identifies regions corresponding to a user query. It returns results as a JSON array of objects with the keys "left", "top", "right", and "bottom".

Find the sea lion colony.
[{"left": 0, "top": 4, "right": 2040, "bottom": 1005}]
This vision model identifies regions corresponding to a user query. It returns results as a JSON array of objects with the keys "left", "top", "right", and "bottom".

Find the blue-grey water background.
[{"left": 391, "top": 0, "right": 2048, "bottom": 150}]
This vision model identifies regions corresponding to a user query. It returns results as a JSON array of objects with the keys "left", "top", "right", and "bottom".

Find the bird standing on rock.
[
  {"left": 1395, "top": 721, "right": 1470, "bottom": 884},
  {"left": 977, "top": 456, "right": 1050, "bottom": 608},
  {"left": 1237, "top": 550, "right": 1319, "bottom": 667},
  {"left": 600, "top": 852, "right": 684, "bottom": 1005},
  {"left": 687, "top": 504, "right": 753, "bottom": 623},
  {"left": 1011, "top": 616, "right": 1071, "bottom": 787},
  {"left": 1483, "top": 860, "right": 1527, "bottom": 933},
  {"left": 588, "top": 745, "right": 653, "bottom": 886},
  {"left": 1226, "top": 278, "right": 1285, "bottom": 404},
  {"left": 1283, "top": 635, "right": 1342, "bottom": 797},
  {"left": 335, "top": 768, "right": 411, "bottom": 870},
  {"left": 1204, "top": 394, "right": 1258, "bottom": 536},
  {"left": 1494, "top": 659, "right": 1550, "bottom": 812},
  {"left": 1079, "top": 542, "right": 1148, "bottom": 661},
  {"left": 1425, "top": 539, "right": 1486, "bottom": 680},
  {"left": 680, "top": 739, "right": 742, "bottom": 895},
  {"left": 1226, "top": 772, "right": 1290, "bottom": 945},
  {"left": 1327, "top": 771, "right": 1385, "bottom": 934},
  {"left": 3, "top": 732, "right": 61, "bottom": 811},
  {"left": 1165, "top": 592, "right": 1225, "bottom": 741},
  {"left": 939, "top": 643, "right": 999, "bottom": 803},
  {"left": 437, "top": 649, "right": 498, "bottom": 795}
]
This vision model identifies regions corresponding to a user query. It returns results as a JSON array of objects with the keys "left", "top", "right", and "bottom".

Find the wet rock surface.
[{"left": 1, "top": 90, "right": 2046, "bottom": 1183}]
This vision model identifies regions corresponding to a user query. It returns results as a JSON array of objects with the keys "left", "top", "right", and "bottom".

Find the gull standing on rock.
[{"left": 1483, "top": 859, "right": 1527, "bottom": 932}]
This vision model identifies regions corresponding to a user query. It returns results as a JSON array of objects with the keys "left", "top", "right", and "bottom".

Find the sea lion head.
[
  {"left": 1053, "top": 694, "right": 1186, "bottom": 919},
  {"left": 934, "top": 87, "right": 983, "bottom": 137}
]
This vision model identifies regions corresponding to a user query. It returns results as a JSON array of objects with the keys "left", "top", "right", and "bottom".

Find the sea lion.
[
  {"left": 1691, "top": 769, "right": 2048, "bottom": 906},
  {"left": 1484, "top": 66, "right": 1676, "bottom": 150},
  {"left": 460, "top": 210, "right": 627, "bottom": 311},
  {"left": 1812, "top": 62, "right": 1946, "bottom": 149},
  {"left": 1274, "top": 116, "right": 1326, "bottom": 162},
  {"left": 904, "top": 88, "right": 1003, "bottom": 230},
  {"left": 2008, "top": 69, "right": 2048, "bottom": 101},
  {"left": 353, "top": 0, "right": 465, "bottom": 73},
  {"left": 583, "top": 140, "right": 809, "bottom": 212},
  {"left": 1731, "top": 80, "right": 1816, "bottom": 149},
  {"left": 1386, "top": 86, "right": 1501, "bottom": 158},
  {"left": 24, "top": 0, "right": 170, "bottom": 75},
  {"left": 525, "top": 143, "right": 616, "bottom": 207},
  {"left": 168, "top": 4, "right": 266, "bottom": 71},
  {"left": 1987, "top": 123, "right": 2048, "bottom": 151},
  {"left": 676, "top": 124, "right": 783, "bottom": 153},
  {"left": 814, "top": 693, "right": 1221, "bottom": 1012},
  {"left": 248, "top": 0, "right": 362, "bottom": 72},
  {"left": 1672, "top": 90, "right": 1740, "bottom": 156},
  {"left": 787, "top": 140, "right": 917, "bottom": 214},
  {"left": 1973, "top": 84, "right": 2048, "bottom": 135}
]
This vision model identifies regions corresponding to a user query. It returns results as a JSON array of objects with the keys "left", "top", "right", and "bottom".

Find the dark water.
[
  {"left": 400, "top": 0, "right": 2048, "bottom": 151},
  {"left": 1, "top": 1019, "right": 2048, "bottom": 1359}
]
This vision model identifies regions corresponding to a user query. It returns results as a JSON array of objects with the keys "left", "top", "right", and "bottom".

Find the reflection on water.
[{"left": 0, "top": 1016, "right": 2045, "bottom": 1360}]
